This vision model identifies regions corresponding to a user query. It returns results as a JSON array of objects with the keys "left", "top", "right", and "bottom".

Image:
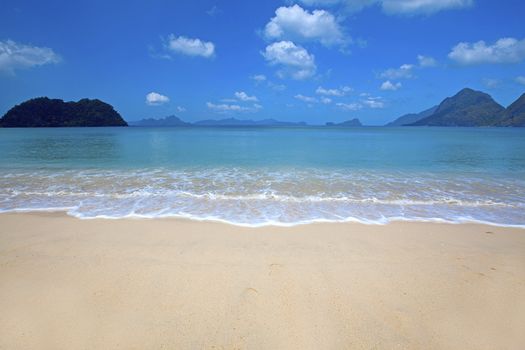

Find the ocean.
[{"left": 0, "top": 126, "right": 524, "bottom": 227}]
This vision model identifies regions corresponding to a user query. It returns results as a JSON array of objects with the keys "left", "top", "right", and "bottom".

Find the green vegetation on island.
[{"left": 0, "top": 97, "right": 127, "bottom": 127}]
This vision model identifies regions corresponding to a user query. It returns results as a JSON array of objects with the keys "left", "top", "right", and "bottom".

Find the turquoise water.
[{"left": 0, "top": 126, "right": 524, "bottom": 226}]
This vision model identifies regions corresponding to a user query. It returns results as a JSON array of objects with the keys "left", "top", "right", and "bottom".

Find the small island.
[{"left": 0, "top": 97, "right": 128, "bottom": 127}]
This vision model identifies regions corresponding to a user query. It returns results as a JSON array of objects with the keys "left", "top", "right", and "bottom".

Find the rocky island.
[{"left": 0, "top": 97, "right": 128, "bottom": 127}]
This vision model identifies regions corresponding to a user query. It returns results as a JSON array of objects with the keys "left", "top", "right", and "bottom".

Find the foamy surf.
[{"left": 1, "top": 167, "right": 523, "bottom": 228}]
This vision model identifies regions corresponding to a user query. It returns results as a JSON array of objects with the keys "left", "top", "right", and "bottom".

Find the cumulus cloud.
[
  {"left": 0, "top": 39, "right": 61, "bottom": 73},
  {"left": 234, "top": 91, "right": 258, "bottom": 102},
  {"left": 321, "top": 97, "right": 332, "bottom": 104},
  {"left": 417, "top": 54, "right": 437, "bottom": 67},
  {"left": 380, "top": 64, "right": 414, "bottom": 79},
  {"left": 316, "top": 86, "right": 352, "bottom": 96},
  {"left": 295, "top": 94, "right": 318, "bottom": 103},
  {"left": 448, "top": 37, "right": 525, "bottom": 65},
  {"left": 264, "top": 5, "right": 345, "bottom": 47},
  {"left": 262, "top": 41, "right": 316, "bottom": 80},
  {"left": 164, "top": 34, "right": 215, "bottom": 58},
  {"left": 516, "top": 76, "right": 525, "bottom": 85},
  {"left": 146, "top": 92, "right": 170, "bottom": 106},
  {"left": 380, "top": 80, "right": 402, "bottom": 91},
  {"left": 297, "top": 0, "right": 473, "bottom": 15}
]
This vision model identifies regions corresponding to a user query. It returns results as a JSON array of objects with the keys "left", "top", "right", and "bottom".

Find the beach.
[{"left": 1, "top": 212, "right": 524, "bottom": 349}]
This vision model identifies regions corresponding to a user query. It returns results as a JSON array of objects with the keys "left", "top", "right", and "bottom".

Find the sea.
[{"left": 0, "top": 126, "right": 524, "bottom": 227}]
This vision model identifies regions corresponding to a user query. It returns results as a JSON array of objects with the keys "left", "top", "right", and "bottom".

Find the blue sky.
[{"left": 1, "top": 0, "right": 525, "bottom": 125}]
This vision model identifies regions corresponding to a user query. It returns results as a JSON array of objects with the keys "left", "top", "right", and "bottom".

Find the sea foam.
[{"left": 0, "top": 167, "right": 524, "bottom": 227}]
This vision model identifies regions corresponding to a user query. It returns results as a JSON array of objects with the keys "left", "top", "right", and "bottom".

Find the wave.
[{"left": 1, "top": 167, "right": 524, "bottom": 228}]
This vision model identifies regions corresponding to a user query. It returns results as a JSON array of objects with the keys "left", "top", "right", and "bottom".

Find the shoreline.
[
  {"left": 1, "top": 212, "right": 525, "bottom": 349},
  {"left": 1, "top": 209, "right": 524, "bottom": 229}
]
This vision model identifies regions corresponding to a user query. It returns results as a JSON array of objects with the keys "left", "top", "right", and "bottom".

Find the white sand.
[{"left": 1, "top": 212, "right": 524, "bottom": 349}]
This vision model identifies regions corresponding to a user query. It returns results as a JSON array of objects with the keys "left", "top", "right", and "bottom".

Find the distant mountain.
[
  {"left": 409, "top": 88, "right": 506, "bottom": 127},
  {"left": 0, "top": 97, "right": 127, "bottom": 127},
  {"left": 193, "top": 118, "right": 307, "bottom": 127},
  {"left": 130, "top": 115, "right": 190, "bottom": 127},
  {"left": 497, "top": 93, "right": 525, "bottom": 127},
  {"left": 325, "top": 118, "right": 362, "bottom": 127},
  {"left": 385, "top": 106, "right": 437, "bottom": 126}
]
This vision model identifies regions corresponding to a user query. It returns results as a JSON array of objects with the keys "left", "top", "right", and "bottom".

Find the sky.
[{"left": 1, "top": 0, "right": 525, "bottom": 125}]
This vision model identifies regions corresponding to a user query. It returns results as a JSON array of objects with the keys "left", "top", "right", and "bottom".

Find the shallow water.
[{"left": 1, "top": 126, "right": 524, "bottom": 226}]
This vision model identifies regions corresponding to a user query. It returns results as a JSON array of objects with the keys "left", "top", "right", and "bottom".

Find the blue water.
[{"left": 0, "top": 126, "right": 524, "bottom": 226}]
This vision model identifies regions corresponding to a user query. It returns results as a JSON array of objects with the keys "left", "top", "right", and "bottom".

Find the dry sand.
[{"left": 0, "top": 212, "right": 524, "bottom": 349}]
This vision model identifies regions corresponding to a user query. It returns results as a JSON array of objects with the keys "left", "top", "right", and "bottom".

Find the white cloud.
[
  {"left": 382, "top": 0, "right": 473, "bottom": 15},
  {"left": 362, "top": 97, "right": 385, "bottom": 108},
  {"left": 207, "top": 102, "right": 248, "bottom": 112},
  {"left": 176, "top": 106, "right": 186, "bottom": 112},
  {"left": 250, "top": 74, "right": 267, "bottom": 82},
  {"left": 449, "top": 37, "right": 525, "bottom": 65},
  {"left": 146, "top": 92, "right": 170, "bottom": 106},
  {"left": 380, "top": 80, "right": 402, "bottom": 91},
  {"left": 0, "top": 39, "right": 61, "bottom": 73},
  {"left": 336, "top": 96, "right": 384, "bottom": 110},
  {"left": 264, "top": 5, "right": 345, "bottom": 46},
  {"left": 262, "top": 41, "right": 316, "bottom": 80},
  {"left": 298, "top": 0, "right": 345, "bottom": 5},
  {"left": 321, "top": 97, "right": 332, "bottom": 104},
  {"left": 316, "top": 86, "right": 352, "bottom": 96},
  {"left": 234, "top": 91, "right": 258, "bottom": 102},
  {"left": 417, "top": 54, "right": 437, "bottom": 67},
  {"left": 380, "top": 63, "right": 414, "bottom": 79},
  {"left": 298, "top": 0, "right": 472, "bottom": 15},
  {"left": 206, "top": 102, "right": 262, "bottom": 113},
  {"left": 516, "top": 76, "right": 525, "bottom": 85},
  {"left": 336, "top": 102, "right": 362, "bottom": 111},
  {"left": 298, "top": 0, "right": 376, "bottom": 13},
  {"left": 165, "top": 34, "right": 215, "bottom": 58},
  {"left": 295, "top": 94, "right": 318, "bottom": 103}
]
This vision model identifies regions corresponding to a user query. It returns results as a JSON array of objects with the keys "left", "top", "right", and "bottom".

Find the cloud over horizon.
[
  {"left": 449, "top": 37, "right": 525, "bottom": 65},
  {"left": 146, "top": 92, "right": 170, "bottom": 106},
  {"left": 262, "top": 41, "right": 317, "bottom": 80},
  {"left": 297, "top": 0, "right": 473, "bottom": 15},
  {"left": 164, "top": 35, "right": 215, "bottom": 58},
  {"left": 264, "top": 5, "right": 346, "bottom": 47},
  {"left": 380, "top": 80, "right": 402, "bottom": 91},
  {"left": 0, "top": 39, "right": 61, "bottom": 73},
  {"left": 234, "top": 91, "right": 258, "bottom": 102}
]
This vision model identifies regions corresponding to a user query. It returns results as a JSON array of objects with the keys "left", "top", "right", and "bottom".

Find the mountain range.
[
  {"left": 325, "top": 118, "right": 362, "bottom": 127},
  {"left": 385, "top": 106, "right": 437, "bottom": 127},
  {"left": 2, "top": 89, "right": 524, "bottom": 128},
  {"left": 386, "top": 88, "right": 525, "bottom": 127},
  {"left": 130, "top": 116, "right": 360, "bottom": 127}
]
